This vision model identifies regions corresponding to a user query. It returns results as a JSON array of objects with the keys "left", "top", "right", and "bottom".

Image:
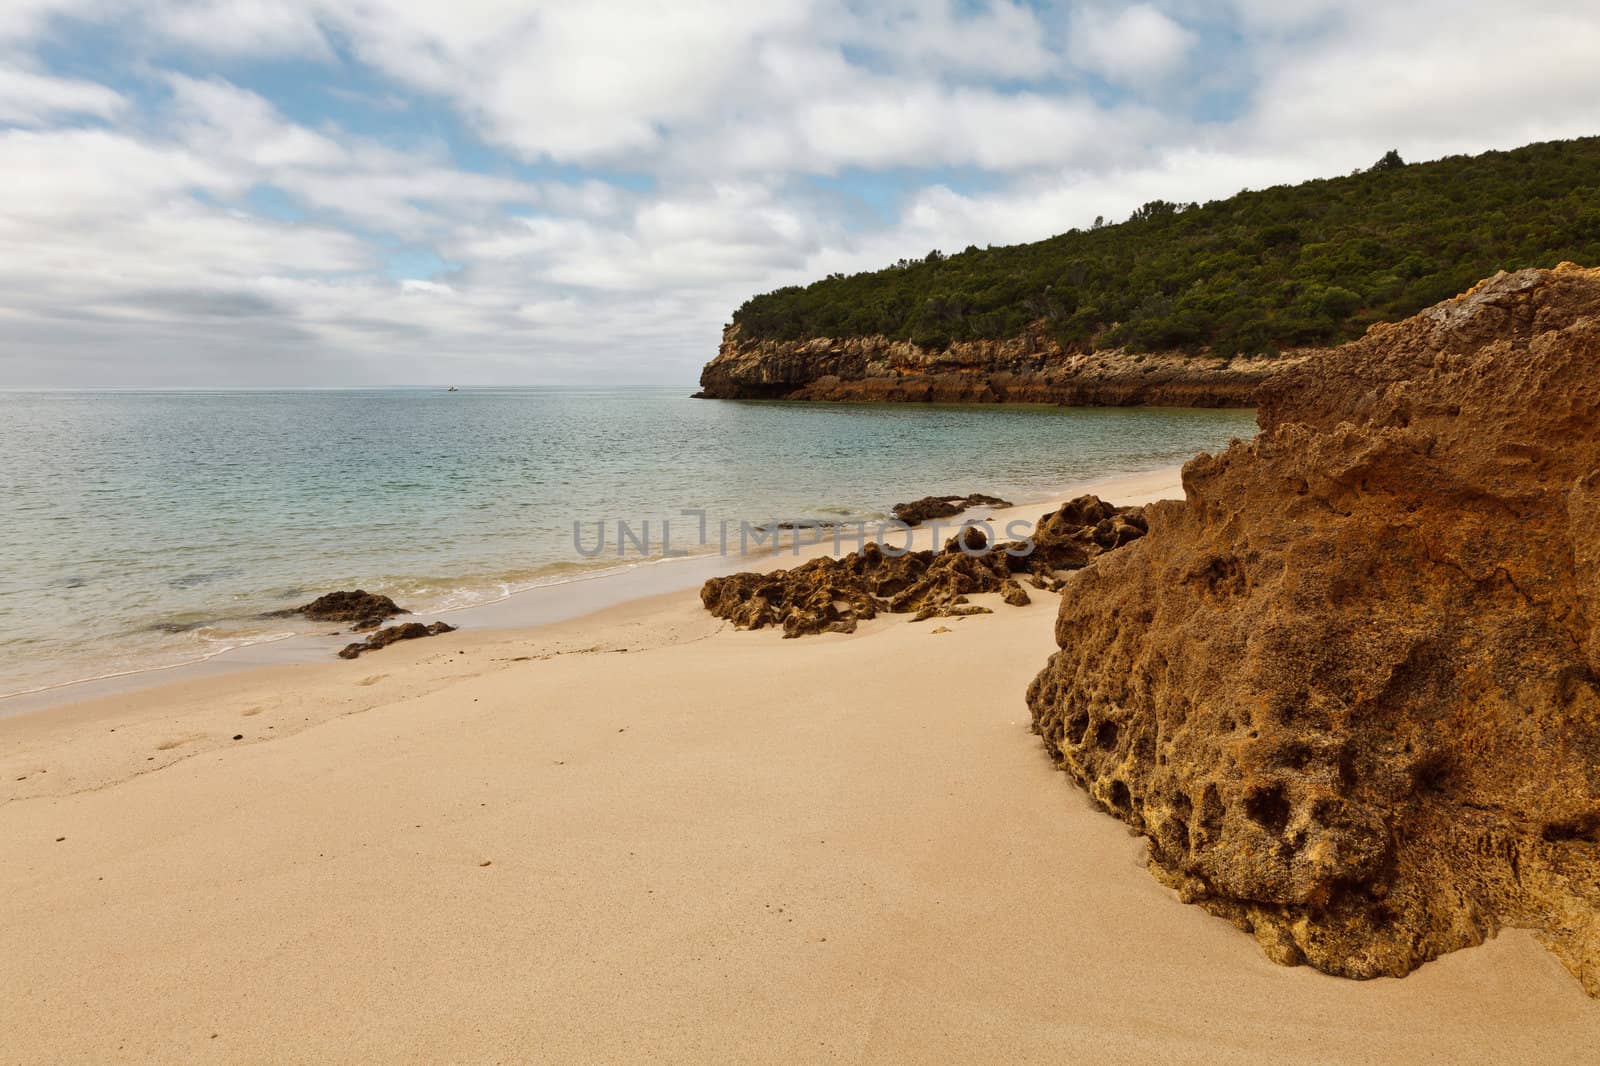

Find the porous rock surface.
[
  {"left": 701, "top": 495, "right": 1145, "bottom": 637},
  {"left": 1026, "top": 265, "right": 1600, "bottom": 993}
]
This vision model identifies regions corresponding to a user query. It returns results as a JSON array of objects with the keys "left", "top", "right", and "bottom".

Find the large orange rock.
[{"left": 1027, "top": 265, "right": 1600, "bottom": 993}]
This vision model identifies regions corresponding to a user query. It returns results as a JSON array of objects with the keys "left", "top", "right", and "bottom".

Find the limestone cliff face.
[
  {"left": 1026, "top": 264, "right": 1600, "bottom": 993},
  {"left": 695, "top": 325, "right": 1308, "bottom": 407}
]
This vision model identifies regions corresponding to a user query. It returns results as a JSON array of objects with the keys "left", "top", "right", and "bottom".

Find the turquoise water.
[{"left": 0, "top": 389, "right": 1256, "bottom": 695}]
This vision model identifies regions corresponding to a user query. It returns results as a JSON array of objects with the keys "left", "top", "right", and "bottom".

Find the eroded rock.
[
  {"left": 701, "top": 495, "right": 1143, "bottom": 637},
  {"left": 1000, "top": 579, "right": 1031, "bottom": 607},
  {"left": 1026, "top": 265, "right": 1600, "bottom": 994}
]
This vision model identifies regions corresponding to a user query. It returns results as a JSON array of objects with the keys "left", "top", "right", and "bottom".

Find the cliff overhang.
[{"left": 695, "top": 324, "right": 1310, "bottom": 408}]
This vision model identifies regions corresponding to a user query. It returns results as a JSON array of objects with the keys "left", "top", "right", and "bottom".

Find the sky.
[{"left": 3, "top": 1, "right": 1599, "bottom": 388}]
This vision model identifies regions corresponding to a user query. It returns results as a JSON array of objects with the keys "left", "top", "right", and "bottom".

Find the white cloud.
[
  {"left": 328, "top": 0, "right": 816, "bottom": 164},
  {"left": 0, "top": 128, "right": 238, "bottom": 220},
  {"left": 0, "top": 0, "right": 103, "bottom": 44},
  {"left": 0, "top": 1, "right": 1599, "bottom": 387},
  {"left": 150, "top": 0, "right": 332, "bottom": 57},
  {"left": 166, "top": 74, "right": 344, "bottom": 170},
  {"left": 0, "top": 65, "right": 125, "bottom": 124},
  {"left": 791, "top": 83, "right": 1161, "bottom": 173},
  {"left": 1070, "top": 4, "right": 1195, "bottom": 87},
  {"left": 830, "top": 1, "right": 1058, "bottom": 80},
  {"left": 159, "top": 74, "right": 540, "bottom": 235},
  {"left": 1244, "top": 1, "right": 1600, "bottom": 158}
]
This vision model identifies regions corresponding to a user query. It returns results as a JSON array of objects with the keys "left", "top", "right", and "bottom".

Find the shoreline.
[
  {"left": 4, "top": 459, "right": 1595, "bottom": 1063},
  {"left": 0, "top": 463, "right": 1190, "bottom": 720}
]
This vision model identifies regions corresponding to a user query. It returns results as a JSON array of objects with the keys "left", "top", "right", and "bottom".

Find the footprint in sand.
[
  {"left": 356, "top": 675, "right": 387, "bottom": 687},
  {"left": 155, "top": 734, "right": 205, "bottom": 751},
  {"left": 240, "top": 706, "right": 265, "bottom": 717}
]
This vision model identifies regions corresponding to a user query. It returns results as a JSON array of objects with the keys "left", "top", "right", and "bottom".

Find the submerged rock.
[
  {"left": 1026, "top": 265, "right": 1600, "bottom": 994},
  {"left": 338, "top": 621, "right": 456, "bottom": 659},
  {"left": 700, "top": 495, "right": 1143, "bottom": 637},
  {"left": 891, "top": 493, "right": 1012, "bottom": 526}
]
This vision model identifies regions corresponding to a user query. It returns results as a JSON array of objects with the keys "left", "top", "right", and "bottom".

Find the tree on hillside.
[
  {"left": 730, "top": 137, "right": 1600, "bottom": 357},
  {"left": 1372, "top": 149, "right": 1407, "bottom": 172}
]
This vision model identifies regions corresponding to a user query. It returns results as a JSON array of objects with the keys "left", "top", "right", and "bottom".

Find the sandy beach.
[{"left": 3, "top": 466, "right": 1597, "bottom": 1064}]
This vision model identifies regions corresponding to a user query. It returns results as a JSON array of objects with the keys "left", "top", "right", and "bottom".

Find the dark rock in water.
[
  {"left": 769, "top": 520, "right": 839, "bottom": 531},
  {"left": 296, "top": 590, "right": 408, "bottom": 623},
  {"left": 168, "top": 569, "right": 239, "bottom": 589},
  {"left": 1026, "top": 264, "right": 1600, "bottom": 995},
  {"left": 150, "top": 619, "right": 211, "bottom": 634},
  {"left": 338, "top": 621, "right": 456, "bottom": 659},
  {"left": 700, "top": 494, "right": 1142, "bottom": 637},
  {"left": 892, "top": 493, "right": 1012, "bottom": 526}
]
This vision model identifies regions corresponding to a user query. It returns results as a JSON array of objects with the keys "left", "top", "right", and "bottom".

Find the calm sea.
[{"left": 0, "top": 388, "right": 1256, "bottom": 696}]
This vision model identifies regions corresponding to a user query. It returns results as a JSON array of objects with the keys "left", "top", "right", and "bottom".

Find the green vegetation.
[{"left": 733, "top": 138, "right": 1600, "bottom": 357}]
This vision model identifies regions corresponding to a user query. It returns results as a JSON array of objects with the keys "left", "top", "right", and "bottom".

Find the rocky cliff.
[
  {"left": 695, "top": 325, "right": 1308, "bottom": 406},
  {"left": 1026, "top": 264, "right": 1600, "bottom": 993}
]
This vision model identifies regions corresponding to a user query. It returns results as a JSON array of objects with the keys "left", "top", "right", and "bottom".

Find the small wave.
[
  {"left": 148, "top": 619, "right": 216, "bottom": 634},
  {"left": 168, "top": 568, "right": 242, "bottom": 589},
  {"left": 0, "top": 626, "right": 301, "bottom": 702}
]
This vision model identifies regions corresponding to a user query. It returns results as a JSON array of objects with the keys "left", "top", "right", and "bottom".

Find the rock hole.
[
  {"left": 1542, "top": 817, "right": 1600, "bottom": 844},
  {"left": 1311, "top": 798, "right": 1343, "bottom": 826},
  {"left": 1095, "top": 719, "right": 1120, "bottom": 752},
  {"left": 1277, "top": 743, "right": 1313, "bottom": 771},
  {"left": 1554, "top": 664, "right": 1600, "bottom": 707},
  {"left": 1157, "top": 814, "right": 1188, "bottom": 856},
  {"left": 1337, "top": 750, "right": 1358, "bottom": 789},
  {"left": 1108, "top": 780, "right": 1131, "bottom": 810},
  {"left": 1244, "top": 784, "right": 1291, "bottom": 835},
  {"left": 1412, "top": 753, "right": 1452, "bottom": 794},
  {"left": 1197, "top": 784, "right": 1225, "bottom": 842}
]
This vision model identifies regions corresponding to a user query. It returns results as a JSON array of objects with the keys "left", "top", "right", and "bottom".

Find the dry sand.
[{"left": 3, "top": 467, "right": 1596, "bottom": 1063}]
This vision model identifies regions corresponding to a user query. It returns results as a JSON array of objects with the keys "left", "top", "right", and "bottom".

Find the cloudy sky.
[{"left": 4, "top": 1, "right": 1599, "bottom": 387}]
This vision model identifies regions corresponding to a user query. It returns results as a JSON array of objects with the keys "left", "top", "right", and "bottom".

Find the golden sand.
[{"left": 3, "top": 468, "right": 1595, "bottom": 1062}]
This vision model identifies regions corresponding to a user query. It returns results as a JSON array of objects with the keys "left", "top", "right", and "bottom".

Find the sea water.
[{"left": 0, "top": 388, "right": 1256, "bottom": 696}]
